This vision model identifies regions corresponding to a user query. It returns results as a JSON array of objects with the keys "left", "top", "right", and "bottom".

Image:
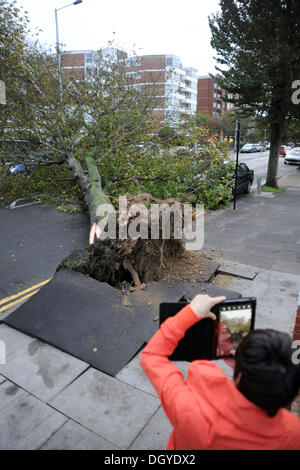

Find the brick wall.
[
  {"left": 141, "top": 70, "right": 165, "bottom": 83},
  {"left": 197, "top": 77, "right": 214, "bottom": 116},
  {"left": 140, "top": 55, "right": 166, "bottom": 70},
  {"left": 62, "top": 53, "right": 85, "bottom": 68}
]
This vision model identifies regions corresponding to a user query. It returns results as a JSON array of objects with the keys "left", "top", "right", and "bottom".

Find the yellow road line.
[
  {"left": 0, "top": 289, "right": 40, "bottom": 314},
  {"left": 0, "top": 278, "right": 51, "bottom": 307}
]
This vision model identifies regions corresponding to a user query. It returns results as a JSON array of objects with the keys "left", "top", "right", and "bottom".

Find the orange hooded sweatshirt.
[{"left": 140, "top": 304, "right": 300, "bottom": 450}]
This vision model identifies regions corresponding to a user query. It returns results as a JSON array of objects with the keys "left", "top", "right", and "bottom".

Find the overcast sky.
[{"left": 16, "top": 0, "right": 220, "bottom": 76}]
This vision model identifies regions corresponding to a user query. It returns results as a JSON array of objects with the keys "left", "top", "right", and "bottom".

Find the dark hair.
[{"left": 234, "top": 329, "right": 300, "bottom": 417}]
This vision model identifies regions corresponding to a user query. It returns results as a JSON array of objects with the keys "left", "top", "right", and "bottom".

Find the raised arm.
[{"left": 140, "top": 295, "right": 226, "bottom": 426}]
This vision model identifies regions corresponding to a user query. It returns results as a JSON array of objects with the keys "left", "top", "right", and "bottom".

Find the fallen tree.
[{"left": 0, "top": 5, "right": 235, "bottom": 287}]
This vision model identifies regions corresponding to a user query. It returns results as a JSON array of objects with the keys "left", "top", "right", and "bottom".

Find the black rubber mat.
[{"left": 3, "top": 270, "right": 241, "bottom": 376}]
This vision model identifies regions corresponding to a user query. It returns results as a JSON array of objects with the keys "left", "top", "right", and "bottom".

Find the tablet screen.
[{"left": 216, "top": 302, "right": 253, "bottom": 357}]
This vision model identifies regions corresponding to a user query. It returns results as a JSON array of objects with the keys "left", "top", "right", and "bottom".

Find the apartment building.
[
  {"left": 125, "top": 54, "right": 198, "bottom": 123},
  {"left": 61, "top": 49, "right": 198, "bottom": 124},
  {"left": 197, "top": 75, "right": 234, "bottom": 118},
  {"left": 61, "top": 48, "right": 128, "bottom": 81}
]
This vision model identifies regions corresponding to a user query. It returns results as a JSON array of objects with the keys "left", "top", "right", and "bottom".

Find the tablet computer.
[
  {"left": 159, "top": 297, "right": 256, "bottom": 361},
  {"left": 212, "top": 298, "right": 256, "bottom": 359},
  {"left": 159, "top": 301, "right": 215, "bottom": 361}
]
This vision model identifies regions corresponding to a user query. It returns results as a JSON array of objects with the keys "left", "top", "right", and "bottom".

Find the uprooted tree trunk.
[{"left": 64, "top": 152, "right": 186, "bottom": 287}]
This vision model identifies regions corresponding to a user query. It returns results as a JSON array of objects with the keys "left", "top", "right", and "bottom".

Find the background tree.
[
  {"left": 209, "top": 0, "right": 300, "bottom": 187},
  {"left": 0, "top": 1, "right": 31, "bottom": 142},
  {"left": 283, "top": 118, "right": 300, "bottom": 144}
]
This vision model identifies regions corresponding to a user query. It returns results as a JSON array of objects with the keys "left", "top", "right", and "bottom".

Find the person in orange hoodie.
[{"left": 140, "top": 294, "right": 300, "bottom": 450}]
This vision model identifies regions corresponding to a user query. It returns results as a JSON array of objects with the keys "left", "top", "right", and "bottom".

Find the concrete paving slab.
[
  {"left": 0, "top": 335, "right": 89, "bottom": 402},
  {"left": 116, "top": 352, "right": 189, "bottom": 397},
  {"left": 209, "top": 250, "right": 277, "bottom": 271},
  {"left": 116, "top": 352, "right": 157, "bottom": 397},
  {"left": 218, "top": 261, "right": 260, "bottom": 280},
  {"left": 0, "top": 393, "right": 67, "bottom": 450},
  {"left": 279, "top": 171, "right": 300, "bottom": 187},
  {"left": 40, "top": 420, "right": 118, "bottom": 450},
  {"left": 129, "top": 406, "right": 172, "bottom": 451},
  {"left": 0, "top": 324, "right": 32, "bottom": 356},
  {"left": 272, "top": 259, "right": 300, "bottom": 275},
  {"left": 0, "top": 379, "right": 26, "bottom": 411},
  {"left": 49, "top": 367, "right": 160, "bottom": 449},
  {"left": 0, "top": 375, "right": 5, "bottom": 385}
]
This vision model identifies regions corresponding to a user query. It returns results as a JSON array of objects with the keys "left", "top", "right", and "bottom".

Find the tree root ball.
[
  {"left": 57, "top": 237, "right": 185, "bottom": 288},
  {"left": 57, "top": 194, "right": 207, "bottom": 289}
]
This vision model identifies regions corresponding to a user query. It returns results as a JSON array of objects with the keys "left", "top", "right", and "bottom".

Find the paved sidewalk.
[
  {"left": 0, "top": 260, "right": 298, "bottom": 450},
  {"left": 0, "top": 170, "right": 300, "bottom": 450},
  {"left": 202, "top": 168, "right": 300, "bottom": 275},
  {"left": 0, "top": 323, "right": 234, "bottom": 450}
]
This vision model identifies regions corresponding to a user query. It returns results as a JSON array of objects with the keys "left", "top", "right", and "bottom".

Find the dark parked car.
[{"left": 235, "top": 162, "right": 254, "bottom": 195}]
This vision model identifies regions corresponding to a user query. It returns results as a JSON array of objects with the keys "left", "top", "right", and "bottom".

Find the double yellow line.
[{"left": 0, "top": 278, "right": 51, "bottom": 314}]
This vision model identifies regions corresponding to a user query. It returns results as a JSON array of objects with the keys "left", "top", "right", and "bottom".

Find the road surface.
[{"left": 230, "top": 150, "right": 296, "bottom": 184}]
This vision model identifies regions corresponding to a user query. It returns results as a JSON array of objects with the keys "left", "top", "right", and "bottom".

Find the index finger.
[{"left": 210, "top": 296, "right": 226, "bottom": 306}]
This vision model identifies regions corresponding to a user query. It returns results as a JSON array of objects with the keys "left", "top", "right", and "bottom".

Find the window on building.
[
  {"left": 131, "top": 57, "right": 141, "bottom": 67},
  {"left": 166, "top": 55, "right": 181, "bottom": 69}
]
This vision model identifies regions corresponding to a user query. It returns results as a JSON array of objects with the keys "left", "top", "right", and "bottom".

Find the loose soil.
[{"left": 57, "top": 243, "right": 213, "bottom": 289}]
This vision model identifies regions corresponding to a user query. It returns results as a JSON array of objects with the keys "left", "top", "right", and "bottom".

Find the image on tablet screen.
[{"left": 217, "top": 304, "right": 252, "bottom": 357}]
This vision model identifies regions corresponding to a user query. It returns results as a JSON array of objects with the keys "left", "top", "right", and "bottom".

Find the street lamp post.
[
  {"left": 55, "top": 0, "right": 83, "bottom": 102},
  {"left": 233, "top": 119, "right": 240, "bottom": 211}
]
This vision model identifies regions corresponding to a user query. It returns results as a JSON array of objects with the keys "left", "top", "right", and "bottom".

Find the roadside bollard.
[{"left": 257, "top": 176, "right": 262, "bottom": 195}]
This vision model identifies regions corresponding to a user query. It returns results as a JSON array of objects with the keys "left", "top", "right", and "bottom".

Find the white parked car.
[{"left": 284, "top": 148, "right": 300, "bottom": 165}]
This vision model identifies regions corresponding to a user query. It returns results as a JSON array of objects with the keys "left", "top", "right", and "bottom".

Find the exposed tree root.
[{"left": 58, "top": 193, "right": 191, "bottom": 288}]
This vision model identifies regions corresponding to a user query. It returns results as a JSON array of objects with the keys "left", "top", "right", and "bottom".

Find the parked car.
[
  {"left": 284, "top": 148, "right": 300, "bottom": 165},
  {"left": 280, "top": 145, "right": 292, "bottom": 157},
  {"left": 235, "top": 162, "right": 254, "bottom": 195},
  {"left": 252, "top": 143, "right": 264, "bottom": 152},
  {"left": 241, "top": 144, "right": 256, "bottom": 153}
]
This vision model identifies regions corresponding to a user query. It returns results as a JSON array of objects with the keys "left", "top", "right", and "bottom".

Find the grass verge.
[{"left": 262, "top": 186, "right": 285, "bottom": 193}]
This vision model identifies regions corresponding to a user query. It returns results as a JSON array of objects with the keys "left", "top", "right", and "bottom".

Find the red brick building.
[{"left": 197, "top": 75, "right": 234, "bottom": 118}]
